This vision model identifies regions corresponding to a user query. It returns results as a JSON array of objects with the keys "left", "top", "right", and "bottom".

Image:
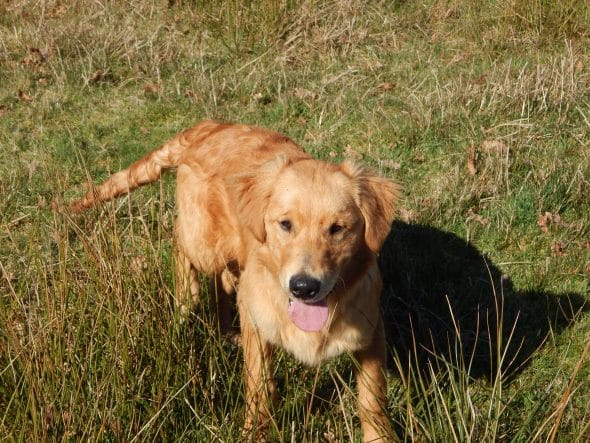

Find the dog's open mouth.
[{"left": 288, "top": 298, "right": 329, "bottom": 332}]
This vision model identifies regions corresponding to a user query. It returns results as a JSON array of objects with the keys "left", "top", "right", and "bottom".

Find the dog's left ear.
[
  {"left": 341, "top": 161, "right": 401, "bottom": 253},
  {"left": 233, "top": 155, "right": 291, "bottom": 243}
]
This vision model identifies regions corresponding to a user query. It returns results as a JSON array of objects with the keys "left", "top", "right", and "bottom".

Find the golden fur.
[{"left": 69, "top": 120, "right": 400, "bottom": 442}]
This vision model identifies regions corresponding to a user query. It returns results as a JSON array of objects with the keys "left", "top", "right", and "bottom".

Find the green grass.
[{"left": 1, "top": 0, "right": 589, "bottom": 441}]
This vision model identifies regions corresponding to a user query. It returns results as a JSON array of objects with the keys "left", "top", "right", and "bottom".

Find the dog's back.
[{"left": 69, "top": 120, "right": 308, "bottom": 212}]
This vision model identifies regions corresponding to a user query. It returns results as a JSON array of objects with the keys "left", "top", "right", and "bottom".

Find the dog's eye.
[
  {"left": 329, "top": 223, "right": 343, "bottom": 235},
  {"left": 279, "top": 220, "right": 292, "bottom": 232}
]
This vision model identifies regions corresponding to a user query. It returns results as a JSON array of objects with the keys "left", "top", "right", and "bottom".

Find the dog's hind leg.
[
  {"left": 175, "top": 248, "right": 200, "bottom": 318},
  {"left": 208, "top": 267, "right": 240, "bottom": 339}
]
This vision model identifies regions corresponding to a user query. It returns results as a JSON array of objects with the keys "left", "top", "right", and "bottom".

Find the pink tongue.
[{"left": 288, "top": 299, "right": 329, "bottom": 332}]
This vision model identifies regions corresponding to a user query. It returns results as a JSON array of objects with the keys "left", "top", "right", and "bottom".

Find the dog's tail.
[{"left": 69, "top": 120, "right": 221, "bottom": 212}]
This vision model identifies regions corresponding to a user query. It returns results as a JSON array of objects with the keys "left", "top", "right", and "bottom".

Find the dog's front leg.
[
  {"left": 354, "top": 319, "right": 393, "bottom": 442},
  {"left": 239, "top": 307, "right": 276, "bottom": 438}
]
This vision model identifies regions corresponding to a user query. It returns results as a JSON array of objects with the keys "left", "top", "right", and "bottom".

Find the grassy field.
[{"left": 1, "top": 0, "right": 589, "bottom": 441}]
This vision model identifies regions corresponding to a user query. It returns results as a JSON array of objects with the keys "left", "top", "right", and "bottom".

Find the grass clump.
[{"left": 1, "top": 0, "right": 589, "bottom": 441}]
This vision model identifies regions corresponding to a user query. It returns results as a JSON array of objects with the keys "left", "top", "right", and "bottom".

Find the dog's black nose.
[{"left": 289, "top": 274, "right": 321, "bottom": 300}]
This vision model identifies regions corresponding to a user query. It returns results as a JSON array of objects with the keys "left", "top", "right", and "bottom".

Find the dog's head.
[{"left": 237, "top": 156, "right": 400, "bottom": 331}]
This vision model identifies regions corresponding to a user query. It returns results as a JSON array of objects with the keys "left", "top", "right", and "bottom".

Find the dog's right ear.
[
  {"left": 233, "top": 155, "right": 290, "bottom": 243},
  {"left": 340, "top": 160, "right": 401, "bottom": 254}
]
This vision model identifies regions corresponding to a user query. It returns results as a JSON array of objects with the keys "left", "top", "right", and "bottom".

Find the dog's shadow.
[{"left": 379, "top": 221, "right": 587, "bottom": 380}]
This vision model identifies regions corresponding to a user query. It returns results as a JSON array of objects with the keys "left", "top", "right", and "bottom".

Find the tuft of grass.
[{"left": 1, "top": 0, "right": 589, "bottom": 441}]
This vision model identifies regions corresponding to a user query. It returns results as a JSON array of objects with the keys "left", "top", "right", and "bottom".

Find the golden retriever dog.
[{"left": 69, "top": 120, "right": 400, "bottom": 442}]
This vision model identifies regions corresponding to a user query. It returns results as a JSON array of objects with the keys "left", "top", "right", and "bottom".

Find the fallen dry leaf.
[
  {"left": 30, "top": 47, "right": 47, "bottom": 62},
  {"left": 18, "top": 90, "right": 32, "bottom": 102},
  {"left": 467, "top": 208, "right": 490, "bottom": 226},
  {"left": 143, "top": 82, "right": 162, "bottom": 94},
  {"left": 21, "top": 47, "right": 47, "bottom": 69},
  {"left": 467, "top": 144, "right": 477, "bottom": 175},
  {"left": 537, "top": 212, "right": 550, "bottom": 233},
  {"left": 551, "top": 240, "right": 567, "bottom": 257},
  {"left": 537, "top": 211, "right": 566, "bottom": 234},
  {"left": 90, "top": 69, "right": 104, "bottom": 83},
  {"left": 377, "top": 81, "right": 395, "bottom": 93}
]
